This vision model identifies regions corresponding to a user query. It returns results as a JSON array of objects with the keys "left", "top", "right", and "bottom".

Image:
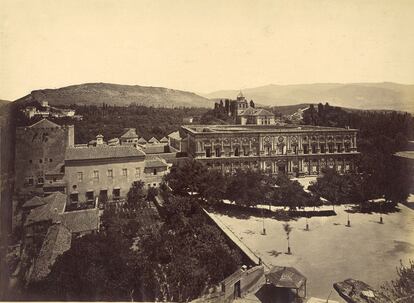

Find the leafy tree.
[
  {"left": 165, "top": 160, "right": 227, "bottom": 205},
  {"left": 271, "top": 174, "right": 310, "bottom": 209},
  {"left": 33, "top": 233, "right": 139, "bottom": 301},
  {"left": 309, "top": 169, "right": 353, "bottom": 209},
  {"left": 226, "top": 169, "right": 268, "bottom": 207},
  {"left": 165, "top": 159, "right": 208, "bottom": 196},
  {"left": 380, "top": 260, "right": 414, "bottom": 302},
  {"left": 126, "top": 180, "right": 147, "bottom": 209},
  {"left": 137, "top": 206, "right": 242, "bottom": 302}
]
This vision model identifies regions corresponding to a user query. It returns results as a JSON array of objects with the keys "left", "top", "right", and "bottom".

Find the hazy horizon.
[{"left": 1, "top": 0, "right": 414, "bottom": 100}]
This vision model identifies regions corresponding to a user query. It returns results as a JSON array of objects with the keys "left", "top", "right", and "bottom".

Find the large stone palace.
[{"left": 180, "top": 124, "right": 359, "bottom": 176}]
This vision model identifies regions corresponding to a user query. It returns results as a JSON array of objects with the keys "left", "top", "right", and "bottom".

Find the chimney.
[{"left": 96, "top": 134, "right": 104, "bottom": 145}]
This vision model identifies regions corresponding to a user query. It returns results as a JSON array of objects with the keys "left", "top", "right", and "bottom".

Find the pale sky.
[{"left": 1, "top": 0, "right": 414, "bottom": 100}]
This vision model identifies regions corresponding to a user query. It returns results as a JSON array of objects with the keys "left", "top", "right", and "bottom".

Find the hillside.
[
  {"left": 15, "top": 83, "right": 213, "bottom": 108},
  {"left": 0, "top": 100, "right": 10, "bottom": 108},
  {"left": 204, "top": 82, "right": 414, "bottom": 113}
]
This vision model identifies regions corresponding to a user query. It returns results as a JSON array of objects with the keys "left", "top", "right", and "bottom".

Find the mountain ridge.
[
  {"left": 14, "top": 82, "right": 213, "bottom": 108},
  {"left": 203, "top": 82, "right": 414, "bottom": 113}
]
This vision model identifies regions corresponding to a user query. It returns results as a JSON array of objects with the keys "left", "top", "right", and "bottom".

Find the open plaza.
[{"left": 208, "top": 179, "right": 414, "bottom": 302}]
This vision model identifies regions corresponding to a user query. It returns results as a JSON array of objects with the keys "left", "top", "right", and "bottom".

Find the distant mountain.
[
  {"left": 15, "top": 83, "right": 213, "bottom": 108},
  {"left": 204, "top": 83, "right": 414, "bottom": 113}
]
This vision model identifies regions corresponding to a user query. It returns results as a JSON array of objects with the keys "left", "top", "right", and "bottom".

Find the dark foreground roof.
[
  {"left": 25, "top": 192, "right": 67, "bottom": 227},
  {"left": 65, "top": 145, "right": 145, "bottom": 161},
  {"left": 61, "top": 208, "right": 100, "bottom": 234},
  {"left": 30, "top": 223, "right": 72, "bottom": 282},
  {"left": 22, "top": 196, "right": 46, "bottom": 209},
  {"left": 266, "top": 266, "right": 306, "bottom": 289}
]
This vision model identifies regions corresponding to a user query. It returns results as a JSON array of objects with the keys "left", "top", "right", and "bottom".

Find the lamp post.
[
  {"left": 305, "top": 217, "right": 309, "bottom": 231},
  {"left": 379, "top": 201, "right": 384, "bottom": 224},
  {"left": 346, "top": 212, "right": 351, "bottom": 227},
  {"left": 261, "top": 208, "right": 266, "bottom": 235}
]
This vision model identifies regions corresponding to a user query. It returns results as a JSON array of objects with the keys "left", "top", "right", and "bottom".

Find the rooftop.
[
  {"left": 27, "top": 118, "right": 61, "bottom": 129},
  {"left": 266, "top": 266, "right": 306, "bottom": 289},
  {"left": 142, "top": 144, "right": 166, "bottom": 154},
  {"left": 22, "top": 196, "right": 46, "bottom": 209},
  {"left": 239, "top": 107, "right": 274, "bottom": 117},
  {"left": 120, "top": 128, "right": 138, "bottom": 139},
  {"left": 65, "top": 145, "right": 145, "bottom": 161},
  {"left": 148, "top": 137, "right": 160, "bottom": 144},
  {"left": 168, "top": 130, "right": 181, "bottom": 140},
  {"left": 25, "top": 192, "right": 67, "bottom": 227},
  {"left": 61, "top": 208, "right": 100, "bottom": 234},
  {"left": 182, "top": 124, "right": 358, "bottom": 134},
  {"left": 138, "top": 137, "right": 148, "bottom": 144},
  {"left": 145, "top": 156, "right": 168, "bottom": 169}
]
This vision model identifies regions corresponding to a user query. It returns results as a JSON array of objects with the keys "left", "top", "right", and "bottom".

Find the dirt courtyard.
[{"left": 210, "top": 203, "right": 414, "bottom": 302}]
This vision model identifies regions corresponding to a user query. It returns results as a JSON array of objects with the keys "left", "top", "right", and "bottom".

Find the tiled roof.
[
  {"left": 22, "top": 196, "right": 46, "bottom": 209},
  {"left": 65, "top": 145, "right": 145, "bottom": 161},
  {"left": 159, "top": 136, "right": 169, "bottom": 143},
  {"left": 148, "top": 137, "right": 160, "bottom": 144},
  {"left": 238, "top": 107, "right": 256, "bottom": 116},
  {"left": 168, "top": 131, "right": 181, "bottom": 140},
  {"left": 28, "top": 118, "right": 61, "bottom": 129},
  {"left": 253, "top": 108, "right": 274, "bottom": 116},
  {"left": 138, "top": 137, "right": 148, "bottom": 143},
  {"left": 145, "top": 157, "right": 168, "bottom": 168},
  {"left": 239, "top": 107, "right": 274, "bottom": 117},
  {"left": 25, "top": 192, "right": 67, "bottom": 227},
  {"left": 30, "top": 223, "right": 72, "bottom": 282},
  {"left": 120, "top": 128, "right": 138, "bottom": 139},
  {"left": 61, "top": 208, "right": 100, "bottom": 234},
  {"left": 143, "top": 144, "right": 166, "bottom": 154},
  {"left": 266, "top": 266, "right": 306, "bottom": 289}
]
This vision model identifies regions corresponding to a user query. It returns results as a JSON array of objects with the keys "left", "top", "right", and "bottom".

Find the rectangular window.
[
  {"left": 292, "top": 145, "right": 297, "bottom": 154},
  {"left": 135, "top": 167, "right": 141, "bottom": 178},
  {"left": 328, "top": 144, "right": 334, "bottom": 153},
  {"left": 107, "top": 169, "right": 113, "bottom": 178},
  {"left": 153, "top": 168, "right": 157, "bottom": 175},
  {"left": 70, "top": 193, "right": 79, "bottom": 202},
  {"left": 86, "top": 191, "right": 94, "bottom": 201},
  {"left": 205, "top": 147, "right": 211, "bottom": 158},
  {"left": 320, "top": 145, "right": 326, "bottom": 153},
  {"left": 37, "top": 177, "right": 44, "bottom": 184},
  {"left": 215, "top": 147, "right": 221, "bottom": 157},
  {"left": 39, "top": 159, "right": 43, "bottom": 164},
  {"left": 28, "top": 178, "right": 34, "bottom": 186},
  {"left": 303, "top": 145, "right": 309, "bottom": 154},
  {"left": 93, "top": 170, "right": 99, "bottom": 180},
  {"left": 243, "top": 146, "right": 249, "bottom": 156},
  {"left": 77, "top": 172, "right": 83, "bottom": 182},
  {"left": 337, "top": 143, "right": 342, "bottom": 153},
  {"left": 345, "top": 143, "right": 351, "bottom": 152},
  {"left": 311, "top": 145, "right": 317, "bottom": 154},
  {"left": 234, "top": 147, "right": 239, "bottom": 156},
  {"left": 113, "top": 188, "right": 120, "bottom": 199},
  {"left": 122, "top": 168, "right": 128, "bottom": 176}
]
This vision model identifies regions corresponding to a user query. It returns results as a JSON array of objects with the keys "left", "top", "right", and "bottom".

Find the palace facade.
[{"left": 181, "top": 124, "right": 359, "bottom": 176}]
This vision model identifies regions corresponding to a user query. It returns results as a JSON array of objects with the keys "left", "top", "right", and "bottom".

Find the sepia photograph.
[{"left": 0, "top": 1, "right": 413, "bottom": 302}]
